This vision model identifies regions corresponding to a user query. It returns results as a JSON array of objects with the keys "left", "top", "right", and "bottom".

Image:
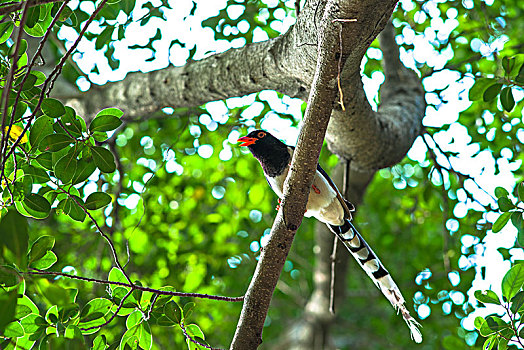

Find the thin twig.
[
  {"left": 81, "top": 288, "right": 133, "bottom": 331},
  {"left": 180, "top": 320, "right": 223, "bottom": 350},
  {"left": 24, "top": 270, "right": 245, "bottom": 302},
  {"left": 54, "top": 185, "right": 134, "bottom": 286},
  {"left": 0, "top": 0, "right": 30, "bottom": 182}
]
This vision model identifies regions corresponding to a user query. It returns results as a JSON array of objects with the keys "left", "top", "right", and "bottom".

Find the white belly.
[{"left": 267, "top": 166, "right": 345, "bottom": 226}]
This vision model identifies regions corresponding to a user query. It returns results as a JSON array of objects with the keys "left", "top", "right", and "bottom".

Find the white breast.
[{"left": 265, "top": 147, "right": 345, "bottom": 226}]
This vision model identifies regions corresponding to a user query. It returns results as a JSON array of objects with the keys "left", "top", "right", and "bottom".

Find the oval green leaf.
[
  {"left": 38, "top": 134, "right": 73, "bottom": 152},
  {"left": 469, "top": 78, "right": 496, "bottom": 101},
  {"left": 29, "top": 116, "right": 53, "bottom": 149},
  {"left": 497, "top": 197, "right": 514, "bottom": 212},
  {"left": 85, "top": 192, "right": 112, "bottom": 210},
  {"left": 91, "top": 146, "right": 116, "bottom": 173},
  {"left": 41, "top": 98, "right": 66, "bottom": 118},
  {"left": 483, "top": 83, "right": 502, "bottom": 102},
  {"left": 29, "top": 250, "right": 57, "bottom": 270},
  {"left": 474, "top": 290, "right": 500, "bottom": 305},
  {"left": 89, "top": 114, "right": 123, "bottom": 133},
  {"left": 28, "top": 235, "right": 55, "bottom": 264},
  {"left": 500, "top": 86, "right": 515, "bottom": 112},
  {"left": 54, "top": 151, "right": 78, "bottom": 184},
  {"left": 22, "top": 194, "right": 51, "bottom": 219},
  {"left": 502, "top": 264, "right": 524, "bottom": 301}
]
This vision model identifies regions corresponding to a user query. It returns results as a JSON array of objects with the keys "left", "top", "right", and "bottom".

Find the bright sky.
[{"left": 56, "top": 0, "right": 524, "bottom": 338}]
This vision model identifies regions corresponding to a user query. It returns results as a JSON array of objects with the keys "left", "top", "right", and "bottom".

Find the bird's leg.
[
  {"left": 312, "top": 184, "right": 321, "bottom": 194},
  {"left": 276, "top": 198, "right": 281, "bottom": 211}
]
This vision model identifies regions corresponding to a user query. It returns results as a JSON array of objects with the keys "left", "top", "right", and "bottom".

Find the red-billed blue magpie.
[{"left": 238, "top": 129, "right": 422, "bottom": 343}]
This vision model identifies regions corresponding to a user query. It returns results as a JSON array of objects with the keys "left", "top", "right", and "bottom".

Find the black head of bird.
[{"left": 237, "top": 129, "right": 290, "bottom": 177}]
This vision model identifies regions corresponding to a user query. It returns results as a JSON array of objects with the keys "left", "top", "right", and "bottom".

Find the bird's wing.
[{"left": 316, "top": 163, "right": 355, "bottom": 220}]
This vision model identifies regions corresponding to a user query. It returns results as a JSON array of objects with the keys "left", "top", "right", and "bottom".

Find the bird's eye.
[{"left": 257, "top": 131, "right": 266, "bottom": 138}]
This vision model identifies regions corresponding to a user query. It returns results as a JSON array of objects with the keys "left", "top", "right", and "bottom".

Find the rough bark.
[
  {"left": 73, "top": 0, "right": 423, "bottom": 173},
  {"left": 229, "top": 1, "right": 373, "bottom": 348},
  {"left": 273, "top": 21, "right": 424, "bottom": 350},
  {"left": 229, "top": 1, "right": 404, "bottom": 348}
]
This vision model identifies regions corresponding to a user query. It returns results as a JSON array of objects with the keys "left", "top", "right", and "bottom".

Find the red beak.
[{"left": 237, "top": 136, "right": 257, "bottom": 147}]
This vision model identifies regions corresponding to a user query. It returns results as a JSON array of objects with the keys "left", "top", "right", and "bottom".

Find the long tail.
[{"left": 329, "top": 220, "right": 422, "bottom": 343}]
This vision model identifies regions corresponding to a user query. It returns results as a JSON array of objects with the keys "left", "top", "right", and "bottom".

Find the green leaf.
[
  {"left": 139, "top": 321, "right": 152, "bottom": 350},
  {"left": 35, "top": 152, "right": 53, "bottom": 170},
  {"left": 164, "top": 301, "right": 182, "bottom": 324},
  {"left": 108, "top": 267, "right": 129, "bottom": 292},
  {"left": 486, "top": 315, "right": 509, "bottom": 332},
  {"left": 0, "top": 211, "right": 29, "bottom": 267},
  {"left": 495, "top": 187, "right": 509, "bottom": 198},
  {"left": 95, "top": 107, "right": 124, "bottom": 119},
  {"left": 89, "top": 114, "right": 123, "bottom": 133},
  {"left": 85, "top": 192, "right": 112, "bottom": 210},
  {"left": 54, "top": 151, "right": 78, "bottom": 184},
  {"left": 502, "top": 264, "right": 524, "bottom": 301},
  {"left": 516, "top": 62, "right": 524, "bottom": 84},
  {"left": 500, "top": 87, "right": 515, "bottom": 112},
  {"left": 126, "top": 310, "right": 142, "bottom": 329},
  {"left": 4, "top": 321, "right": 24, "bottom": 337},
  {"left": 79, "top": 298, "right": 113, "bottom": 323},
  {"left": 474, "top": 316, "right": 485, "bottom": 330},
  {"left": 482, "top": 334, "right": 497, "bottom": 350},
  {"left": 29, "top": 116, "right": 54, "bottom": 149},
  {"left": 60, "top": 110, "right": 84, "bottom": 137},
  {"left": 29, "top": 250, "right": 57, "bottom": 270},
  {"left": 502, "top": 57, "right": 515, "bottom": 75},
  {"left": 38, "top": 134, "right": 74, "bottom": 152},
  {"left": 185, "top": 323, "right": 204, "bottom": 339},
  {"left": 41, "top": 98, "right": 66, "bottom": 118},
  {"left": 183, "top": 302, "right": 195, "bottom": 319},
  {"left": 469, "top": 78, "right": 496, "bottom": 101},
  {"left": 25, "top": 6, "right": 40, "bottom": 28},
  {"left": 20, "top": 313, "right": 48, "bottom": 334},
  {"left": 57, "top": 196, "right": 86, "bottom": 222},
  {"left": 28, "top": 235, "right": 55, "bottom": 264},
  {"left": 92, "top": 335, "right": 107, "bottom": 350},
  {"left": 510, "top": 290, "right": 524, "bottom": 314},
  {"left": 474, "top": 290, "right": 501, "bottom": 305},
  {"left": 71, "top": 158, "right": 96, "bottom": 185},
  {"left": 0, "top": 290, "right": 17, "bottom": 331},
  {"left": 91, "top": 146, "right": 116, "bottom": 173},
  {"left": 493, "top": 212, "right": 511, "bottom": 233},
  {"left": 0, "top": 22, "right": 14, "bottom": 44},
  {"left": 31, "top": 71, "right": 46, "bottom": 86},
  {"left": 23, "top": 165, "right": 50, "bottom": 184},
  {"left": 0, "top": 265, "right": 21, "bottom": 287},
  {"left": 519, "top": 183, "right": 524, "bottom": 202},
  {"left": 65, "top": 324, "right": 83, "bottom": 339},
  {"left": 511, "top": 212, "right": 524, "bottom": 246},
  {"left": 15, "top": 305, "right": 32, "bottom": 319},
  {"left": 22, "top": 193, "right": 51, "bottom": 219},
  {"left": 497, "top": 197, "right": 513, "bottom": 212},
  {"left": 483, "top": 83, "right": 502, "bottom": 102}
]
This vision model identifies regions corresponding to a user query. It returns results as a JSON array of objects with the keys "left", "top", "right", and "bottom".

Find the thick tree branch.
[
  {"left": 229, "top": 1, "right": 397, "bottom": 349},
  {"left": 325, "top": 20, "right": 425, "bottom": 170},
  {"left": 81, "top": 37, "right": 308, "bottom": 119}
]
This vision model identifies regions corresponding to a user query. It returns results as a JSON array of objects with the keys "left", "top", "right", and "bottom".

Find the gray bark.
[{"left": 76, "top": 0, "right": 424, "bottom": 173}]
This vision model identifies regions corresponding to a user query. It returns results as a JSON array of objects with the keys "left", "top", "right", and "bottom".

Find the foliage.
[
  {"left": 473, "top": 264, "right": 524, "bottom": 350},
  {"left": 1, "top": 0, "right": 524, "bottom": 349}
]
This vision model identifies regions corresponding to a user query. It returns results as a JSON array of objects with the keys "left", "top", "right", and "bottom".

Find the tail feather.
[{"left": 328, "top": 221, "right": 422, "bottom": 343}]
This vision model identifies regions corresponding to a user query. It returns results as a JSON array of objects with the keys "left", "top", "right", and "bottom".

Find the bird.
[{"left": 237, "top": 129, "right": 422, "bottom": 343}]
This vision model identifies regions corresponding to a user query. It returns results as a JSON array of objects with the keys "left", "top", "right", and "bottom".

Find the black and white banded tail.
[{"left": 329, "top": 221, "right": 422, "bottom": 343}]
